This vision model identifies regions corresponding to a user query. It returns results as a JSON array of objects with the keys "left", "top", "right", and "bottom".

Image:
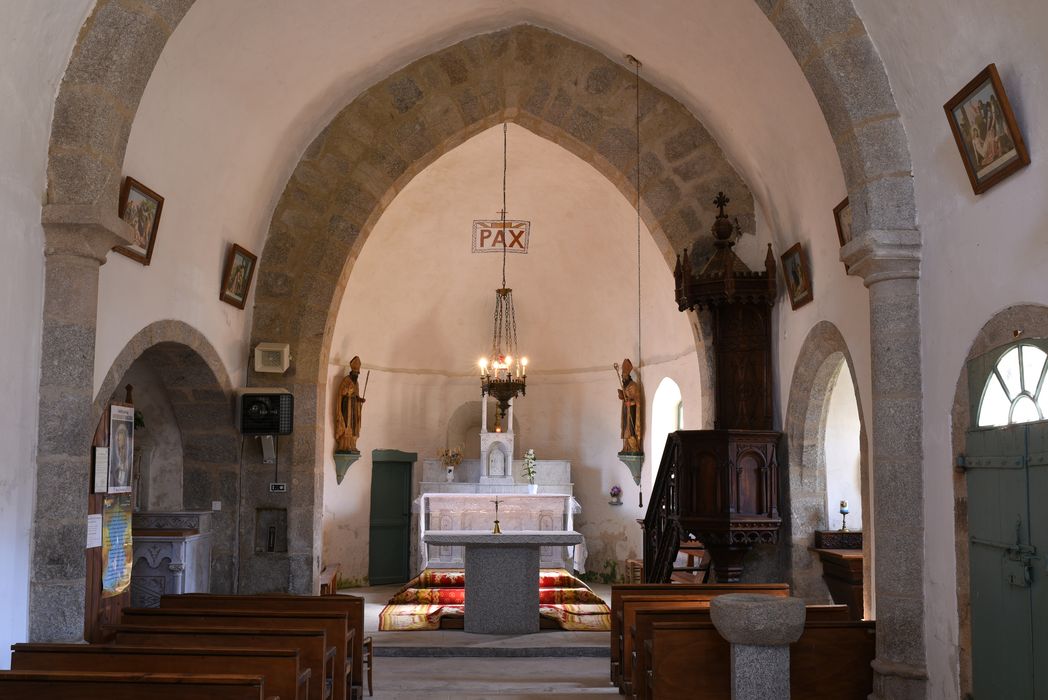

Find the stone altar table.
[{"left": 422, "top": 530, "right": 583, "bottom": 634}]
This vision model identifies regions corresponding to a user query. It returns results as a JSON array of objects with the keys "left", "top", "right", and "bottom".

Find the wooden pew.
[
  {"left": 629, "top": 605, "right": 850, "bottom": 700},
  {"left": 109, "top": 625, "right": 330, "bottom": 700},
  {"left": 609, "top": 583, "right": 789, "bottom": 689},
  {"left": 0, "top": 670, "right": 272, "bottom": 699},
  {"left": 319, "top": 564, "right": 341, "bottom": 595},
  {"left": 163, "top": 593, "right": 364, "bottom": 699},
  {"left": 10, "top": 643, "right": 310, "bottom": 700},
  {"left": 646, "top": 619, "right": 876, "bottom": 699},
  {"left": 120, "top": 607, "right": 349, "bottom": 700}
]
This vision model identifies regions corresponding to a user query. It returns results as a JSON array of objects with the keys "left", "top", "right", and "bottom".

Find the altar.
[{"left": 423, "top": 530, "right": 584, "bottom": 634}]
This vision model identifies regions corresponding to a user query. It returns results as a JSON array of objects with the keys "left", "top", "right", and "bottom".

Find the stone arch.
[
  {"left": 949, "top": 304, "right": 1048, "bottom": 697},
  {"left": 783, "top": 321, "right": 871, "bottom": 606},
  {"left": 92, "top": 320, "right": 240, "bottom": 594}
]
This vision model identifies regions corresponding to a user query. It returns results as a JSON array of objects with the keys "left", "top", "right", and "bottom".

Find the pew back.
[
  {"left": 647, "top": 619, "right": 876, "bottom": 700},
  {"left": 121, "top": 607, "right": 347, "bottom": 700},
  {"left": 0, "top": 670, "right": 269, "bottom": 700},
  {"left": 109, "top": 625, "right": 328, "bottom": 700},
  {"left": 163, "top": 592, "right": 364, "bottom": 696},
  {"left": 10, "top": 643, "right": 308, "bottom": 700}
]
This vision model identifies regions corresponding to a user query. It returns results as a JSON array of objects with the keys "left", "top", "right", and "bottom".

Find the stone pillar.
[
  {"left": 29, "top": 206, "right": 132, "bottom": 641},
  {"left": 844, "top": 229, "right": 928, "bottom": 698},
  {"left": 710, "top": 594, "right": 806, "bottom": 699}
]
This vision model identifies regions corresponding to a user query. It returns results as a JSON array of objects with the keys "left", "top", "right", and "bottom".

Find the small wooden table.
[
  {"left": 809, "top": 547, "right": 864, "bottom": 619},
  {"left": 423, "top": 530, "right": 583, "bottom": 634}
]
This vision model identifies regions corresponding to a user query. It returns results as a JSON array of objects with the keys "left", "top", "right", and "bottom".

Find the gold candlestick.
[{"left": 491, "top": 497, "right": 503, "bottom": 534}]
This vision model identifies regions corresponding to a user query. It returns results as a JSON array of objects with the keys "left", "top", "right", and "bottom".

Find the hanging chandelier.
[{"left": 479, "top": 123, "right": 527, "bottom": 421}]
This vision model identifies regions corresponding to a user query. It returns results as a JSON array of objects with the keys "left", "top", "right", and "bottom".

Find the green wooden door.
[
  {"left": 966, "top": 342, "right": 1048, "bottom": 698},
  {"left": 368, "top": 450, "right": 415, "bottom": 585}
]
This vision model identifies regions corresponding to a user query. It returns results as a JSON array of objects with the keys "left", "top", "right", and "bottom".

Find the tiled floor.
[{"left": 348, "top": 582, "right": 617, "bottom": 697}]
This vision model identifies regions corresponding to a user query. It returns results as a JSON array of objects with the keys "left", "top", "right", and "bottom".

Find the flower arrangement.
[
  {"left": 522, "top": 448, "right": 537, "bottom": 483},
  {"left": 439, "top": 446, "right": 463, "bottom": 468},
  {"left": 609, "top": 485, "right": 622, "bottom": 499}
]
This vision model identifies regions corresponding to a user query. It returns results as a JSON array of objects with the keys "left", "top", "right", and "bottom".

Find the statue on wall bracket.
[
  {"left": 616, "top": 358, "right": 644, "bottom": 489},
  {"left": 333, "top": 355, "right": 368, "bottom": 484}
]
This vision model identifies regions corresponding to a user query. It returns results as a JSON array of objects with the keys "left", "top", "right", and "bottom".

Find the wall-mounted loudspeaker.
[
  {"left": 236, "top": 389, "right": 294, "bottom": 435},
  {"left": 254, "top": 342, "right": 291, "bottom": 373}
]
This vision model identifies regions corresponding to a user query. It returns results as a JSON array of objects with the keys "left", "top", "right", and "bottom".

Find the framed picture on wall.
[
  {"left": 833, "top": 196, "right": 852, "bottom": 272},
  {"left": 114, "top": 176, "right": 164, "bottom": 265},
  {"left": 107, "top": 404, "right": 134, "bottom": 494},
  {"left": 944, "top": 63, "right": 1030, "bottom": 194},
  {"left": 780, "top": 242, "right": 813, "bottom": 310},
  {"left": 219, "top": 243, "right": 258, "bottom": 309}
]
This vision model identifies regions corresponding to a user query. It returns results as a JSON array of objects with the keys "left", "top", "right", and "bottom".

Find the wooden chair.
[{"left": 361, "top": 635, "right": 373, "bottom": 696}]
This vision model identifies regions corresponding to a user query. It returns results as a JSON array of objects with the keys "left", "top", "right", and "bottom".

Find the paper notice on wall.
[
  {"left": 86, "top": 514, "right": 102, "bottom": 549},
  {"left": 93, "top": 447, "right": 109, "bottom": 493},
  {"left": 101, "top": 494, "right": 133, "bottom": 598}
]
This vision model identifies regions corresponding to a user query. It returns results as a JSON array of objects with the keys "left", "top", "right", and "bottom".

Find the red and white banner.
[{"left": 472, "top": 220, "right": 530, "bottom": 253}]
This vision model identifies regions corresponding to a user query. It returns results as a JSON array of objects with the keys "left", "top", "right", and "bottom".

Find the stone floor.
[
  {"left": 349, "top": 582, "right": 618, "bottom": 697},
  {"left": 370, "top": 656, "right": 619, "bottom": 699}
]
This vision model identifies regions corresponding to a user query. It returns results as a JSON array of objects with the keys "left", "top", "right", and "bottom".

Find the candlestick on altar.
[{"left": 491, "top": 497, "right": 503, "bottom": 534}]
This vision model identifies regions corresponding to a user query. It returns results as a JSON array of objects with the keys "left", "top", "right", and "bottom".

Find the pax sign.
[{"left": 472, "top": 220, "right": 530, "bottom": 254}]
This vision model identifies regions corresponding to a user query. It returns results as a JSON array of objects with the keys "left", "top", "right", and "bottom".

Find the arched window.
[
  {"left": 651, "top": 377, "right": 683, "bottom": 471},
  {"left": 977, "top": 344, "right": 1048, "bottom": 427}
]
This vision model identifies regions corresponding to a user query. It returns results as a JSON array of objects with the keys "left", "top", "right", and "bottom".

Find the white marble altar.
[
  {"left": 423, "top": 530, "right": 584, "bottom": 634},
  {"left": 417, "top": 493, "right": 583, "bottom": 571}
]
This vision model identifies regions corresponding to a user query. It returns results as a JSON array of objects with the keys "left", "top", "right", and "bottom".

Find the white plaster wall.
[
  {"left": 322, "top": 125, "right": 701, "bottom": 580},
  {"left": 101, "top": 0, "right": 859, "bottom": 397},
  {"left": 824, "top": 368, "right": 862, "bottom": 531},
  {"left": 0, "top": 0, "right": 95, "bottom": 669},
  {"left": 854, "top": 1, "right": 1048, "bottom": 695}
]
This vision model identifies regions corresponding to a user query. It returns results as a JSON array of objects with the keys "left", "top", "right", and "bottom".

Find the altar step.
[
  {"left": 375, "top": 645, "right": 608, "bottom": 657},
  {"left": 372, "top": 628, "right": 609, "bottom": 657}
]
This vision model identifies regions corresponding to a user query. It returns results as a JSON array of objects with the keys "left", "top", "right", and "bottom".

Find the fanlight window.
[{"left": 977, "top": 344, "right": 1048, "bottom": 426}]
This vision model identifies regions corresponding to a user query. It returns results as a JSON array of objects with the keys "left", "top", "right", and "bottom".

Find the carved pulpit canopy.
[{"left": 674, "top": 192, "right": 777, "bottom": 312}]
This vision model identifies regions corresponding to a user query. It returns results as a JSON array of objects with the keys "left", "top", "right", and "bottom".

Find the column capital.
[
  {"left": 41, "top": 204, "right": 135, "bottom": 263},
  {"left": 842, "top": 228, "right": 922, "bottom": 287}
]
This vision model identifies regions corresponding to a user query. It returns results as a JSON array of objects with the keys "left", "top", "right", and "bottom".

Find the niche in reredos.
[{"left": 108, "top": 359, "right": 184, "bottom": 512}]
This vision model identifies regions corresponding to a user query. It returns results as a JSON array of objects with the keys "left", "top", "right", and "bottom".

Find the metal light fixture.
[{"left": 479, "top": 123, "right": 527, "bottom": 421}]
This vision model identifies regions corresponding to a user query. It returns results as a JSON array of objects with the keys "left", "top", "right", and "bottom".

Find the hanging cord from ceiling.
[{"left": 628, "top": 55, "right": 643, "bottom": 371}]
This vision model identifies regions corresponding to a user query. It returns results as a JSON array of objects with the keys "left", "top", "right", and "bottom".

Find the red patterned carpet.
[{"left": 379, "top": 568, "right": 611, "bottom": 631}]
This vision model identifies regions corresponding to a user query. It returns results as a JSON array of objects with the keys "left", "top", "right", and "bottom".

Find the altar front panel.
[{"left": 418, "top": 493, "right": 579, "bottom": 570}]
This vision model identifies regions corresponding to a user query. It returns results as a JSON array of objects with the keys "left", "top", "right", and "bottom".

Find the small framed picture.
[
  {"left": 219, "top": 243, "right": 258, "bottom": 309},
  {"left": 944, "top": 63, "right": 1030, "bottom": 194},
  {"left": 780, "top": 243, "right": 813, "bottom": 310},
  {"left": 114, "top": 176, "right": 164, "bottom": 265},
  {"left": 107, "top": 404, "right": 134, "bottom": 494},
  {"left": 833, "top": 197, "right": 852, "bottom": 272}
]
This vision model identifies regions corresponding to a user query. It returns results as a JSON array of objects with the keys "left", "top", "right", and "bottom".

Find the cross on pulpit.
[{"left": 491, "top": 497, "right": 503, "bottom": 534}]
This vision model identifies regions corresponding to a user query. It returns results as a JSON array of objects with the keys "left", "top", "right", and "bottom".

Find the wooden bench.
[
  {"left": 164, "top": 593, "right": 365, "bottom": 699},
  {"left": 646, "top": 619, "right": 876, "bottom": 699},
  {"left": 10, "top": 643, "right": 310, "bottom": 700},
  {"left": 629, "top": 605, "right": 850, "bottom": 700},
  {"left": 0, "top": 670, "right": 273, "bottom": 699},
  {"left": 609, "top": 583, "right": 789, "bottom": 689},
  {"left": 108, "top": 625, "right": 331, "bottom": 700},
  {"left": 121, "top": 607, "right": 349, "bottom": 700}
]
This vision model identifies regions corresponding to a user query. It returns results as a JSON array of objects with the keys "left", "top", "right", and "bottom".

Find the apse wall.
[
  {"left": 0, "top": 0, "right": 94, "bottom": 668},
  {"left": 321, "top": 124, "right": 703, "bottom": 579},
  {"left": 854, "top": 0, "right": 1048, "bottom": 694}
]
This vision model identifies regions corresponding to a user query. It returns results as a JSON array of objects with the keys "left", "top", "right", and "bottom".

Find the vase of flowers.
[
  {"left": 522, "top": 448, "right": 538, "bottom": 494},
  {"left": 440, "top": 446, "right": 463, "bottom": 482},
  {"left": 609, "top": 485, "right": 623, "bottom": 506}
]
